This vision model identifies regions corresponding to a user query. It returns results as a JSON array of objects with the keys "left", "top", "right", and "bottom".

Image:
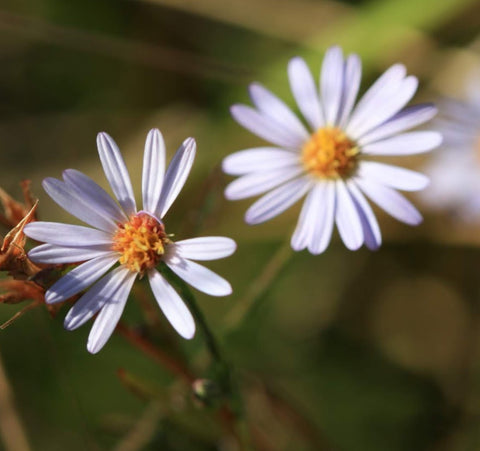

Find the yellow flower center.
[
  {"left": 301, "top": 127, "right": 359, "bottom": 179},
  {"left": 112, "top": 213, "right": 169, "bottom": 273}
]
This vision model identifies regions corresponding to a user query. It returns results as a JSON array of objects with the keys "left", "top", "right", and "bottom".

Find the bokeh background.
[{"left": 1, "top": 0, "right": 480, "bottom": 450}]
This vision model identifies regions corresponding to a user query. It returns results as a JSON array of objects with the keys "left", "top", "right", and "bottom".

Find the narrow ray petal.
[
  {"left": 335, "top": 180, "right": 363, "bottom": 250},
  {"left": 338, "top": 54, "right": 362, "bottom": 128},
  {"left": 97, "top": 132, "right": 136, "bottom": 215},
  {"left": 245, "top": 176, "right": 312, "bottom": 225},
  {"left": 87, "top": 270, "right": 137, "bottom": 354},
  {"left": 166, "top": 255, "right": 232, "bottom": 297},
  {"left": 173, "top": 237, "right": 236, "bottom": 261},
  {"left": 358, "top": 161, "right": 429, "bottom": 191},
  {"left": 249, "top": 83, "right": 309, "bottom": 141},
  {"left": 24, "top": 222, "right": 113, "bottom": 247},
  {"left": 321, "top": 46, "right": 344, "bottom": 125},
  {"left": 308, "top": 181, "right": 336, "bottom": 254},
  {"left": 155, "top": 137, "right": 196, "bottom": 219},
  {"left": 28, "top": 243, "right": 112, "bottom": 264},
  {"left": 222, "top": 147, "right": 299, "bottom": 176},
  {"left": 45, "top": 254, "right": 119, "bottom": 304},
  {"left": 355, "top": 177, "right": 422, "bottom": 225},
  {"left": 225, "top": 166, "right": 303, "bottom": 200},
  {"left": 64, "top": 266, "right": 133, "bottom": 331},
  {"left": 288, "top": 56, "right": 324, "bottom": 129},
  {"left": 362, "top": 131, "right": 442, "bottom": 156},
  {"left": 148, "top": 269, "right": 195, "bottom": 339},
  {"left": 142, "top": 129, "right": 165, "bottom": 213},
  {"left": 62, "top": 169, "right": 126, "bottom": 224},
  {"left": 43, "top": 178, "right": 117, "bottom": 232}
]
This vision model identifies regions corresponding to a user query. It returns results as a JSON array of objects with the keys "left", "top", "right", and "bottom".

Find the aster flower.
[
  {"left": 421, "top": 78, "right": 480, "bottom": 220},
  {"left": 223, "top": 46, "right": 442, "bottom": 254},
  {"left": 24, "top": 129, "right": 235, "bottom": 353}
]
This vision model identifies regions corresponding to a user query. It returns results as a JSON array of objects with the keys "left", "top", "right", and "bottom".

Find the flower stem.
[{"left": 224, "top": 237, "right": 293, "bottom": 331}]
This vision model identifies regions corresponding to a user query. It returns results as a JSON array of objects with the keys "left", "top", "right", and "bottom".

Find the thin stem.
[{"left": 224, "top": 238, "right": 293, "bottom": 331}]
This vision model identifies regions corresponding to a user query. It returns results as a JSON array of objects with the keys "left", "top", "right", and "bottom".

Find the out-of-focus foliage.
[{"left": 2, "top": 0, "right": 480, "bottom": 450}]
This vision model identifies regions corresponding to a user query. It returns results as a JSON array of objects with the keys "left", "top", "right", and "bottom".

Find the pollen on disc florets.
[
  {"left": 112, "top": 212, "right": 170, "bottom": 274},
  {"left": 301, "top": 127, "right": 359, "bottom": 179}
]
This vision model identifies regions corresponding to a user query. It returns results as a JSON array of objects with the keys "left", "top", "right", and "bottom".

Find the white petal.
[
  {"left": 362, "top": 131, "right": 442, "bottom": 156},
  {"left": 346, "top": 181, "right": 381, "bottom": 250},
  {"left": 335, "top": 180, "right": 363, "bottom": 250},
  {"left": 338, "top": 54, "right": 362, "bottom": 128},
  {"left": 222, "top": 147, "right": 299, "bottom": 176},
  {"left": 97, "top": 132, "right": 137, "bottom": 216},
  {"left": 308, "top": 181, "right": 336, "bottom": 254},
  {"left": 173, "top": 237, "right": 236, "bottom": 261},
  {"left": 148, "top": 269, "right": 195, "bottom": 339},
  {"left": 321, "top": 46, "right": 344, "bottom": 125},
  {"left": 64, "top": 266, "right": 133, "bottom": 331},
  {"left": 155, "top": 137, "right": 196, "bottom": 219},
  {"left": 42, "top": 178, "right": 117, "bottom": 232},
  {"left": 24, "top": 222, "right": 113, "bottom": 247},
  {"left": 62, "top": 169, "right": 127, "bottom": 224},
  {"left": 230, "top": 104, "right": 304, "bottom": 149},
  {"left": 249, "top": 83, "right": 309, "bottom": 141},
  {"left": 142, "top": 129, "right": 165, "bottom": 213},
  {"left": 87, "top": 269, "right": 137, "bottom": 354},
  {"left": 288, "top": 56, "right": 324, "bottom": 129},
  {"left": 45, "top": 254, "right": 119, "bottom": 304},
  {"left": 355, "top": 177, "right": 422, "bottom": 225},
  {"left": 346, "top": 64, "right": 406, "bottom": 136},
  {"left": 225, "top": 166, "right": 303, "bottom": 200},
  {"left": 350, "top": 76, "right": 418, "bottom": 139},
  {"left": 358, "top": 161, "right": 429, "bottom": 191},
  {"left": 166, "top": 255, "right": 232, "bottom": 297},
  {"left": 28, "top": 243, "right": 112, "bottom": 264},
  {"left": 245, "top": 176, "right": 313, "bottom": 225},
  {"left": 358, "top": 104, "right": 438, "bottom": 145}
]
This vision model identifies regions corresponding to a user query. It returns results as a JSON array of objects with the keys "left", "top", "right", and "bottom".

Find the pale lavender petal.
[
  {"left": 222, "top": 147, "right": 299, "bottom": 176},
  {"left": 231, "top": 105, "right": 305, "bottom": 149},
  {"left": 355, "top": 177, "right": 422, "bottom": 225},
  {"left": 173, "top": 237, "right": 236, "bottom": 261},
  {"left": 362, "top": 131, "right": 442, "bottom": 156},
  {"left": 346, "top": 64, "right": 406, "bottom": 136},
  {"left": 165, "top": 255, "right": 232, "bottom": 297},
  {"left": 45, "top": 254, "right": 119, "bottom": 304},
  {"left": 148, "top": 269, "right": 195, "bottom": 339},
  {"left": 43, "top": 178, "right": 117, "bottom": 232},
  {"left": 24, "top": 222, "right": 113, "bottom": 247},
  {"left": 28, "top": 243, "right": 112, "bottom": 264},
  {"left": 347, "top": 181, "right": 381, "bottom": 250},
  {"left": 308, "top": 181, "right": 336, "bottom": 254},
  {"left": 321, "top": 46, "right": 344, "bottom": 125},
  {"left": 349, "top": 76, "right": 418, "bottom": 139},
  {"left": 335, "top": 180, "right": 363, "bottom": 250},
  {"left": 358, "top": 161, "right": 429, "bottom": 191},
  {"left": 155, "top": 137, "right": 196, "bottom": 219},
  {"left": 97, "top": 132, "right": 136, "bottom": 215},
  {"left": 249, "top": 83, "right": 309, "bottom": 141},
  {"left": 64, "top": 266, "right": 133, "bottom": 331},
  {"left": 225, "top": 166, "right": 303, "bottom": 200},
  {"left": 62, "top": 169, "right": 126, "bottom": 224},
  {"left": 358, "top": 104, "right": 438, "bottom": 145},
  {"left": 142, "top": 129, "right": 165, "bottom": 213},
  {"left": 288, "top": 56, "right": 324, "bottom": 129},
  {"left": 87, "top": 269, "right": 137, "bottom": 354},
  {"left": 245, "top": 176, "right": 313, "bottom": 225},
  {"left": 338, "top": 54, "right": 362, "bottom": 128}
]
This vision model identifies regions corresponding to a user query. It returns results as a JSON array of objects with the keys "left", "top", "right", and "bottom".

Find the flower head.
[
  {"left": 223, "top": 46, "right": 442, "bottom": 254},
  {"left": 24, "top": 129, "right": 236, "bottom": 353}
]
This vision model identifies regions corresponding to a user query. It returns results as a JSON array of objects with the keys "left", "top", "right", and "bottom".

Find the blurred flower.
[
  {"left": 224, "top": 46, "right": 441, "bottom": 254},
  {"left": 421, "top": 79, "right": 480, "bottom": 220},
  {"left": 24, "top": 129, "right": 236, "bottom": 353}
]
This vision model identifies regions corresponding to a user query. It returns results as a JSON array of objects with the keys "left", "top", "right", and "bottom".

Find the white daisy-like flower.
[
  {"left": 223, "top": 46, "right": 442, "bottom": 254},
  {"left": 422, "top": 79, "right": 480, "bottom": 220},
  {"left": 24, "top": 129, "right": 236, "bottom": 353}
]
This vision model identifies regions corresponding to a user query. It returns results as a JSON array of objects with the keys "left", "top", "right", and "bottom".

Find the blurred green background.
[{"left": 2, "top": 0, "right": 480, "bottom": 450}]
